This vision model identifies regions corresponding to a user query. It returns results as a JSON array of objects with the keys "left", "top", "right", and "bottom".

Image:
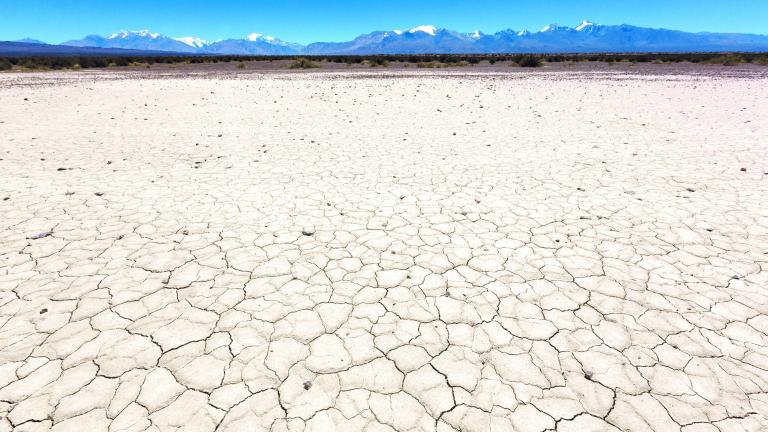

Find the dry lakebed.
[{"left": 0, "top": 67, "right": 767, "bottom": 431}]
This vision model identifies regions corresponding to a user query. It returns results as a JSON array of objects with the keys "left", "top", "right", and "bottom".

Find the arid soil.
[{"left": 0, "top": 69, "right": 767, "bottom": 431}]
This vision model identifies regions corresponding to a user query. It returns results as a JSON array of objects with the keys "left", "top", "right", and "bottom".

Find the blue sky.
[{"left": 2, "top": 0, "right": 767, "bottom": 44}]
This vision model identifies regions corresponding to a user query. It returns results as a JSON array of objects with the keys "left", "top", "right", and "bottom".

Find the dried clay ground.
[{"left": 0, "top": 67, "right": 767, "bottom": 432}]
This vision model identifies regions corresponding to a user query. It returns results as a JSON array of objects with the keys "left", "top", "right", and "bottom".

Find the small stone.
[
  {"left": 94, "top": 192, "right": 104, "bottom": 196},
  {"left": 39, "top": 308, "right": 48, "bottom": 314},
  {"left": 28, "top": 231, "right": 52, "bottom": 240},
  {"left": 302, "top": 380, "right": 312, "bottom": 390}
]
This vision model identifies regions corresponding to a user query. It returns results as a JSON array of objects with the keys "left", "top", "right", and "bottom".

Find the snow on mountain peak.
[
  {"left": 409, "top": 25, "right": 438, "bottom": 36},
  {"left": 539, "top": 23, "right": 575, "bottom": 33},
  {"left": 468, "top": 30, "right": 482, "bottom": 39},
  {"left": 517, "top": 30, "right": 530, "bottom": 36},
  {"left": 247, "top": 33, "right": 277, "bottom": 42},
  {"left": 576, "top": 20, "right": 596, "bottom": 31},
  {"left": 174, "top": 37, "right": 210, "bottom": 48},
  {"left": 108, "top": 29, "right": 160, "bottom": 40},
  {"left": 392, "top": 29, "right": 403, "bottom": 35}
]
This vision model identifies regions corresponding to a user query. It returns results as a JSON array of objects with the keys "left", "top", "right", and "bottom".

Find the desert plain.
[{"left": 0, "top": 66, "right": 767, "bottom": 432}]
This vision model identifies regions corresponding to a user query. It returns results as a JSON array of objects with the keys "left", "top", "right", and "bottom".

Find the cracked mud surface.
[{"left": 1, "top": 70, "right": 767, "bottom": 431}]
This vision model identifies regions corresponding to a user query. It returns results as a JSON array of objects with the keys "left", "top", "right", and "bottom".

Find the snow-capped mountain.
[
  {"left": 539, "top": 24, "right": 573, "bottom": 33},
  {"left": 62, "top": 30, "right": 301, "bottom": 55},
  {"left": 203, "top": 33, "right": 302, "bottom": 55},
  {"left": 63, "top": 30, "right": 200, "bottom": 53},
  {"left": 174, "top": 37, "right": 211, "bottom": 49},
  {"left": 409, "top": 25, "right": 438, "bottom": 36},
  {"left": 306, "top": 21, "right": 768, "bottom": 54},
  {"left": 109, "top": 29, "right": 159, "bottom": 39},
  {"left": 11, "top": 21, "right": 768, "bottom": 55},
  {"left": 466, "top": 31, "right": 483, "bottom": 40},
  {"left": 575, "top": 20, "right": 598, "bottom": 32},
  {"left": 304, "top": 25, "right": 480, "bottom": 54}
]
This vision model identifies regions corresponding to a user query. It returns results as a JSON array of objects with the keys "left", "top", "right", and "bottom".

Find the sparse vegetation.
[
  {"left": 1, "top": 52, "right": 766, "bottom": 72},
  {"left": 288, "top": 58, "right": 319, "bottom": 69},
  {"left": 236, "top": 62, "right": 246, "bottom": 69},
  {"left": 517, "top": 55, "right": 544, "bottom": 68},
  {"left": 705, "top": 55, "right": 743, "bottom": 66},
  {"left": 367, "top": 58, "right": 389, "bottom": 67}
]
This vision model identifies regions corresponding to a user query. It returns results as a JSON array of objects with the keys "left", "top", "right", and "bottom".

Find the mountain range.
[{"left": 6, "top": 21, "right": 768, "bottom": 55}]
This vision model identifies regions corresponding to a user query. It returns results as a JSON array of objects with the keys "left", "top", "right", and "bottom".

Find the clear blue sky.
[{"left": 2, "top": 0, "right": 766, "bottom": 44}]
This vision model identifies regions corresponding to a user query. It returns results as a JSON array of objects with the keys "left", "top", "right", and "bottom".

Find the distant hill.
[
  {"left": 16, "top": 38, "right": 48, "bottom": 45},
  {"left": 5, "top": 21, "right": 768, "bottom": 56},
  {"left": 0, "top": 41, "right": 185, "bottom": 56}
]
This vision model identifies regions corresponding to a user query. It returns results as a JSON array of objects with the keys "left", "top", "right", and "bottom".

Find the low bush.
[
  {"left": 288, "top": 58, "right": 319, "bottom": 69},
  {"left": 367, "top": 58, "right": 389, "bottom": 67},
  {"left": 0, "top": 58, "right": 12, "bottom": 71},
  {"left": 705, "top": 55, "right": 743, "bottom": 66},
  {"left": 517, "top": 55, "right": 543, "bottom": 68}
]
